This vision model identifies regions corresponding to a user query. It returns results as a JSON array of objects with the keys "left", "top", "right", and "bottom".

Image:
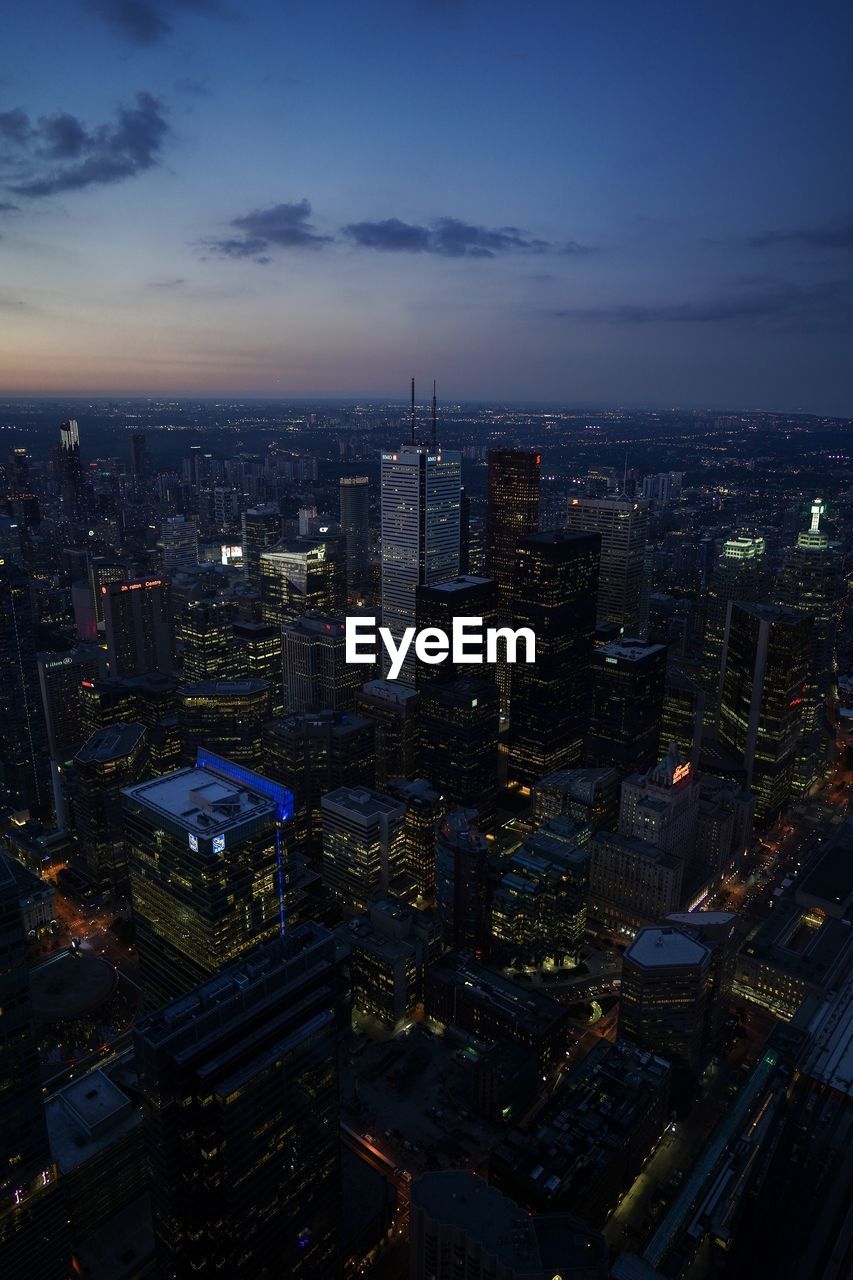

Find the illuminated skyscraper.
[
  {"left": 321, "top": 784, "right": 406, "bottom": 911},
  {"left": 492, "top": 819, "right": 589, "bottom": 967},
  {"left": 181, "top": 596, "right": 232, "bottom": 682},
  {"left": 232, "top": 619, "right": 284, "bottom": 714},
  {"left": 135, "top": 923, "right": 340, "bottom": 1279},
  {"left": 103, "top": 576, "right": 175, "bottom": 677},
  {"left": 58, "top": 418, "right": 84, "bottom": 520},
  {"left": 508, "top": 531, "right": 600, "bottom": 787},
  {"left": 339, "top": 474, "right": 370, "bottom": 597},
  {"left": 619, "top": 925, "right": 712, "bottom": 1072},
  {"left": 123, "top": 761, "right": 291, "bottom": 1008},
  {"left": 485, "top": 449, "right": 541, "bottom": 606},
  {"left": 260, "top": 534, "right": 346, "bottom": 627},
  {"left": 179, "top": 678, "right": 271, "bottom": 767},
  {"left": 701, "top": 533, "right": 768, "bottom": 724},
  {"left": 387, "top": 776, "right": 441, "bottom": 900},
  {"left": 240, "top": 505, "right": 282, "bottom": 592},
  {"left": 586, "top": 638, "right": 667, "bottom": 777},
  {"left": 565, "top": 494, "right": 647, "bottom": 634},
  {"left": 718, "top": 602, "right": 811, "bottom": 823},
  {"left": 160, "top": 514, "right": 198, "bottom": 575},
  {"left": 283, "top": 613, "right": 361, "bottom": 714}
]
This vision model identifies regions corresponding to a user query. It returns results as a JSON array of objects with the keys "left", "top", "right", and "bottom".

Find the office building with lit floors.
[
  {"left": 619, "top": 925, "right": 712, "bottom": 1072},
  {"left": 180, "top": 595, "right": 233, "bottom": 681},
  {"left": 508, "top": 531, "right": 600, "bottom": 787},
  {"left": 259, "top": 532, "right": 346, "bottom": 626},
  {"left": 102, "top": 576, "right": 176, "bottom": 677},
  {"left": 0, "top": 856, "right": 71, "bottom": 1280},
  {"left": 565, "top": 494, "right": 647, "bottom": 634},
  {"left": 320, "top": 785, "right": 406, "bottom": 912},
  {"left": 179, "top": 677, "right": 271, "bottom": 767},
  {"left": 241, "top": 505, "right": 282, "bottom": 592},
  {"left": 160, "top": 514, "right": 198, "bottom": 575},
  {"left": 74, "top": 722, "right": 147, "bottom": 892},
  {"left": 718, "top": 602, "right": 811, "bottom": 823},
  {"left": 409, "top": 1171, "right": 607, "bottom": 1280},
  {"left": 484, "top": 448, "right": 541, "bottom": 607},
  {"left": 134, "top": 923, "right": 341, "bottom": 1280},
  {"left": 283, "top": 613, "right": 361, "bottom": 714},
  {"left": 420, "top": 675, "right": 500, "bottom": 823},
  {"left": 415, "top": 574, "right": 500, "bottom": 686},
  {"left": 123, "top": 764, "right": 288, "bottom": 1008},
  {"left": 387, "top": 776, "right": 441, "bottom": 900},
  {"left": 700, "top": 533, "right": 768, "bottom": 724},
  {"left": 232, "top": 619, "right": 284, "bottom": 713},
  {"left": 585, "top": 638, "right": 667, "bottom": 777}
]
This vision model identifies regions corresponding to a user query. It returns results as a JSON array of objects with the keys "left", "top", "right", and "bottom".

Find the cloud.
[
  {"left": 561, "top": 239, "right": 595, "bottom": 256},
  {"left": 748, "top": 214, "right": 853, "bottom": 251},
  {"left": 85, "top": 0, "right": 221, "bottom": 46},
  {"left": 205, "top": 200, "right": 333, "bottom": 260},
  {"left": 149, "top": 277, "right": 186, "bottom": 288},
  {"left": 552, "top": 281, "right": 853, "bottom": 331},
  {"left": 1, "top": 92, "right": 168, "bottom": 198},
  {"left": 342, "top": 215, "right": 554, "bottom": 258},
  {"left": 0, "top": 200, "right": 19, "bottom": 212}
]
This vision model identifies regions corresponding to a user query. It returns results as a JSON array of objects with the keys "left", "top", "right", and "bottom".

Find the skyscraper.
[
  {"left": 339, "top": 474, "right": 370, "bottom": 597},
  {"left": 565, "top": 494, "right": 647, "bottom": 634},
  {"left": 160, "top": 514, "right": 199, "bottom": 575},
  {"left": 260, "top": 534, "right": 346, "bottom": 626},
  {"left": 356, "top": 679, "right": 421, "bottom": 785},
  {"left": 619, "top": 925, "right": 712, "bottom": 1072},
  {"left": 380, "top": 434, "right": 461, "bottom": 685},
  {"left": 718, "top": 602, "right": 811, "bottom": 822},
  {"left": 283, "top": 613, "right": 361, "bottom": 714},
  {"left": 508, "top": 531, "right": 600, "bottom": 787},
  {"left": 241, "top": 505, "right": 282, "bottom": 592},
  {"left": 181, "top": 596, "right": 232, "bottom": 683},
  {"left": 179, "top": 678, "right": 271, "bottom": 767},
  {"left": 103, "top": 576, "right": 175, "bottom": 677},
  {"left": 58, "top": 418, "right": 84, "bottom": 520},
  {"left": 320, "top": 784, "right": 406, "bottom": 911},
  {"left": 701, "top": 533, "right": 768, "bottom": 725},
  {"left": 435, "top": 808, "right": 493, "bottom": 954},
  {"left": 134, "top": 923, "right": 340, "bottom": 1279},
  {"left": 0, "top": 566, "right": 51, "bottom": 817},
  {"left": 485, "top": 449, "right": 541, "bottom": 605},
  {"left": 585, "top": 638, "right": 667, "bottom": 777},
  {"left": 415, "top": 575, "right": 500, "bottom": 687},
  {"left": 74, "top": 722, "right": 147, "bottom": 892},
  {"left": 232, "top": 619, "right": 284, "bottom": 714},
  {"left": 421, "top": 676, "right": 500, "bottom": 823}
]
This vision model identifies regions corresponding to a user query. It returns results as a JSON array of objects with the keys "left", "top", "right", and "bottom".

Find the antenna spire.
[
  {"left": 410, "top": 377, "right": 416, "bottom": 445},
  {"left": 432, "top": 380, "right": 437, "bottom": 448}
]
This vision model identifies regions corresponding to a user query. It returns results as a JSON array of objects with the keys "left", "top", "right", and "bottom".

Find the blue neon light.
[{"left": 195, "top": 749, "right": 295, "bottom": 822}]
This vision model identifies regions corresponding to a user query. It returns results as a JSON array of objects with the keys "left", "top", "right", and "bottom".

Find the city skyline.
[{"left": 1, "top": 2, "right": 852, "bottom": 412}]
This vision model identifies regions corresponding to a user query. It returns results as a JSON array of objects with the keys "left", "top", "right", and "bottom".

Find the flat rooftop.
[
  {"left": 76, "top": 722, "right": 145, "bottom": 764},
  {"left": 626, "top": 926, "right": 710, "bottom": 970},
  {"left": 322, "top": 785, "right": 406, "bottom": 820},
  {"left": 46, "top": 1069, "right": 139, "bottom": 1173},
  {"left": 802, "top": 979, "right": 853, "bottom": 1097},
  {"left": 421, "top": 576, "right": 494, "bottom": 593},
  {"left": 122, "top": 766, "right": 275, "bottom": 835}
]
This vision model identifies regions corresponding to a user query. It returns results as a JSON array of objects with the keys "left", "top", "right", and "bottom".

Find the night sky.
[{"left": 1, "top": 0, "right": 852, "bottom": 411}]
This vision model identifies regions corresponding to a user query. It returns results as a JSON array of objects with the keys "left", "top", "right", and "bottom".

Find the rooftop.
[
  {"left": 801, "top": 978, "right": 853, "bottom": 1097},
  {"left": 122, "top": 766, "right": 275, "bottom": 835},
  {"left": 46, "top": 1068, "right": 139, "bottom": 1173},
  {"left": 76, "top": 722, "right": 146, "bottom": 764},
  {"left": 597, "top": 639, "right": 667, "bottom": 664},
  {"left": 321, "top": 785, "right": 406, "bottom": 821},
  {"left": 626, "top": 926, "right": 711, "bottom": 970}
]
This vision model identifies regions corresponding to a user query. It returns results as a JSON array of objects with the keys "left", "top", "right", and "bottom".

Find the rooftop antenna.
[
  {"left": 432, "top": 380, "right": 437, "bottom": 448},
  {"left": 410, "top": 377, "right": 416, "bottom": 445}
]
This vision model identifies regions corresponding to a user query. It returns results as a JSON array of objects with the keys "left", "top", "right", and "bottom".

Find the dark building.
[
  {"left": 415, "top": 575, "right": 500, "bottom": 687},
  {"left": 179, "top": 678, "right": 271, "bottom": 768},
  {"left": 283, "top": 614, "right": 361, "bottom": 714},
  {"left": 356, "top": 679, "right": 421, "bottom": 785},
  {"left": 128, "top": 430, "right": 147, "bottom": 478},
  {"left": 134, "top": 923, "right": 340, "bottom": 1279},
  {"left": 88, "top": 557, "right": 132, "bottom": 625},
  {"left": 0, "top": 856, "right": 71, "bottom": 1279},
  {"left": 0, "top": 566, "right": 51, "bottom": 818},
  {"left": 58, "top": 418, "right": 84, "bottom": 520},
  {"left": 241, "top": 505, "right": 282, "bottom": 592},
  {"left": 421, "top": 676, "right": 500, "bottom": 822},
  {"left": 387, "top": 776, "right": 441, "bottom": 900},
  {"left": 435, "top": 808, "right": 494, "bottom": 953},
  {"left": 485, "top": 449, "right": 540, "bottom": 606},
  {"left": 509, "top": 531, "right": 600, "bottom": 787},
  {"left": 103, "top": 576, "right": 176, "bottom": 677},
  {"left": 585, "top": 639, "right": 667, "bottom": 777},
  {"left": 660, "top": 666, "right": 705, "bottom": 765},
  {"left": 74, "top": 723, "right": 148, "bottom": 892},
  {"left": 700, "top": 533, "right": 768, "bottom": 726},
  {"left": 618, "top": 925, "right": 712, "bottom": 1072},
  {"left": 37, "top": 645, "right": 104, "bottom": 762},
  {"left": 339, "top": 475, "right": 370, "bottom": 597}
]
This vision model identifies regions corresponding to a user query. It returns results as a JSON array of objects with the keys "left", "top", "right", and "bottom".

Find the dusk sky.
[{"left": 1, "top": 1, "right": 852, "bottom": 411}]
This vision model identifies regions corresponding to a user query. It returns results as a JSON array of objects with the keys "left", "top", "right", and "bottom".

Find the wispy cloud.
[
  {"left": 85, "top": 0, "right": 222, "bottom": 46},
  {"left": 1, "top": 92, "right": 168, "bottom": 198},
  {"left": 342, "top": 215, "right": 554, "bottom": 258},
  {"left": 204, "top": 200, "right": 333, "bottom": 261},
  {"left": 748, "top": 213, "right": 853, "bottom": 251},
  {"left": 552, "top": 281, "right": 853, "bottom": 331}
]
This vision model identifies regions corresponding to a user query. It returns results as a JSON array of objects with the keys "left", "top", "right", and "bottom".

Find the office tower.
[
  {"left": 387, "top": 776, "right": 441, "bottom": 900},
  {"left": 179, "top": 678, "right": 271, "bottom": 767},
  {"left": 0, "top": 566, "right": 51, "bottom": 817},
  {"left": 260, "top": 534, "right": 346, "bottom": 626},
  {"left": 508, "top": 531, "right": 600, "bottom": 787},
  {"left": 718, "top": 602, "right": 811, "bottom": 822},
  {"left": 492, "top": 821, "right": 589, "bottom": 967},
  {"left": 531, "top": 766, "right": 620, "bottom": 832},
  {"left": 410, "top": 1171, "right": 607, "bottom": 1280},
  {"left": 776, "top": 498, "right": 843, "bottom": 795},
  {"left": 134, "top": 923, "right": 340, "bottom": 1279},
  {"left": 103, "top": 576, "right": 175, "bottom": 677},
  {"left": 283, "top": 613, "right": 361, "bottom": 714},
  {"left": 485, "top": 448, "right": 541, "bottom": 605},
  {"left": 435, "top": 808, "right": 493, "bottom": 953},
  {"left": 349, "top": 896, "right": 440, "bottom": 1028},
  {"left": 660, "top": 666, "right": 705, "bottom": 765},
  {"left": 181, "top": 595, "right": 232, "bottom": 682},
  {"left": 356, "top": 679, "right": 421, "bottom": 785},
  {"left": 263, "top": 710, "right": 375, "bottom": 847},
  {"left": 128, "top": 430, "right": 147, "bottom": 478},
  {"left": 459, "top": 484, "right": 471, "bottom": 574},
  {"left": 421, "top": 676, "right": 500, "bottom": 822},
  {"left": 663, "top": 910, "right": 738, "bottom": 1045},
  {"left": 232, "top": 619, "right": 284, "bottom": 714},
  {"left": 58, "top": 417, "right": 84, "bottom": 519},
  {"left": 380, "top": 437, "right": 462, "bottom": 684},
  {"left": 339, "top": 474, "right": 370, "bottom": 597},
  {"left": 37, "top": 643, "right": 103, "bottom": 760},
  {"left": 415, "top": 574, "right": 500, "bottom": 686},
  {"left": 0, "top": 856, "right": 71, "bottom": 1280},
  {"left": 321, "top": 784, "right": 406, "bottom": 911},
  {"left": 297, "top": 503, "right": 318, "bottom": 536},
  {"left": 585, "top": 639, "right": 667, "bottom": 777},
  {"left": 160, "top": 514, "right": 198, "bottom": 575},
  {"left": 88, "top": 556, "right": 132, "bottom": 625},
  {"left": 565, "top": 494, "right": 648, "bottom": 633},
  {"left": 700, "top": 532, "right": 768, "bottom": 723},
  {"left": 241, "top": 504, "right": 282, "bottom": 591},
  {"left": 641, "top": 471, "right": 683, "bottom": 504},
  {"left": 619, "top": 925, "right": 712, "bottom": 1072},
  {"left": 74, "top": 723, "right": 147, "bottom": 892},
  {"left": 123, "top": 763, "right": 288, "bottom": 1007}
]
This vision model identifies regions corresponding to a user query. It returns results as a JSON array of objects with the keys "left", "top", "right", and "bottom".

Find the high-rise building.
[
  {"left": 619, "top": 925, "right": 712, "bottom": 1072},
  {"left": 179, "top": 678, "right": 271, "bottom": 767},
  {"left": 241, "top": 505, "right": 282, "bottom": 592},
  {"left": 660, "top": 666, "right": 705, "bottom": 765},
  {"left": 492, "top": 819, "right": 589, "bottom": 968},
  {"left": 701, "top": 533, "right": 769, "bottom": 725},
  {"left": 585, "top": 639, "right": 667, "bottom": 777},
  {"left": 718, "top": 602, "right": 811, "bottom": 822},
  {"left": 321, "top": 784, "right": 406, "bottom": 911},
  {"left": 588, "top": 830, "right": 684, "bottom": 935},
  {"left": 387, "top": 776, "right": 441, "bottom": 900},
  {"left": 0, "top": 566, "right": 51, "bottom": 817},
  {"left": 37, "top": 644, "right": 104, "bottom": 761},
  {"left": 508, "top": 531, "right": 600, "bottom": 787},
  {"left": 421, "top": 676, "right": 500, "bottom": 822},
  {"left": 356, "top": 679, "right": 421, "bottom": 785},
  {"left": 103, "top": 576, "right": 175, "bottom": 677},
  {"left": 134, "top": 923, "right": 340, "bottom": 1279},
  {"left": 123, "top": 763, "right": 289, "bottom": 1007},
  {"left": 0, "top": 856, "right": 71, "bottom": 1280},
  {"left": 565, "top": 495, "right": 647, "bottom": 634},
  {"left": 128, "top": 430, "right": 147, "bottom": 479},
  {"left": 88, "top": 557, "right": 132, "bottom": 626},
  {"left": 74, "top": 723, "right": 148, "bottom": 891},
  {"left": 283, "top": 613, "right": 361, "bottom": 714},
  {"left": 485, "top": 449, "right": 541, "bottom": 606},
  {"left": 260, "top": 534, "right": 346, "bottom": 626},
  {"left": 232, "top": 620, "right": 284, "bottom": 714},
  {"left": 181, "top": 595, "right": 233, "bottom": 682},
  {"left": 160, "top": 515, "right": 198, "bottom": 575},
  {"left": 58, "top": 418, "right": 84, "bottom": 520},
  {"left": 339, "top": 475, "right": 370, "bottom": 597},
  {"left": 435, "top": 808, "right": 493, "bottom": 953},
  {"left": 380, "top": 440, "right": 461, "bottom": 684},
  {"left": 640, "top": 471, "right": 683, "bottom": 504},
  {"left": 415, "top": 575, "right": 500, "bottom": 687}
]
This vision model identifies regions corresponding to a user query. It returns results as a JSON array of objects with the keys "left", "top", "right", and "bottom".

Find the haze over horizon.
[{"left": 2, "top": 1, "right": 852, "bottom": 414}]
